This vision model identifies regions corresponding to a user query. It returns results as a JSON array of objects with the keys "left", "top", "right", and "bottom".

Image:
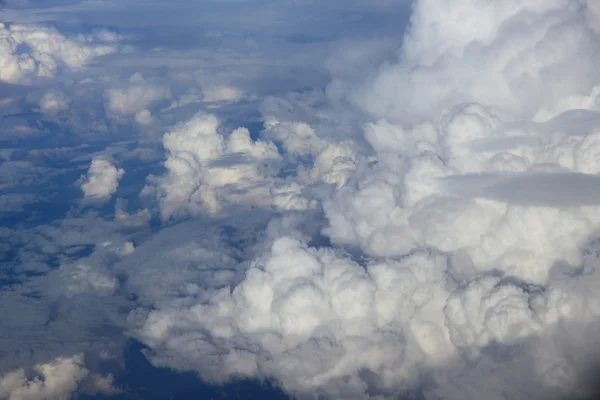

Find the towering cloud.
[
  {"left": 351, "top": 0, "right": 600, "bottom": 123},
  {"left": 3, "top": 0, "right": 598, "bottom": 399},
  {"left": 123, "top": 0, "right": 600, "bottom": 399}
]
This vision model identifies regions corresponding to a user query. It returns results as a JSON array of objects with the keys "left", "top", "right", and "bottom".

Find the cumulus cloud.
[
  {"left": 0, "top": 353, "right": 117, "bottom": 400},
  {"left": 149, "top": 112, "right": 283, "bottom": 219},
  {"left": 81, "top": 157, "right": 124, "bottom": 202},
  {"left": 0, "top": 22, "right": 119, "bottom": 84},
  {"left": 104, "top": 73, "right": 170, "bottom": 117},
  {"left": 346, "top": 0, "right": 600, "bottom": 123},
  {"left": 147, "top": 109, "right": 364, "bottom": 220},
  {"left": 0, "top": 354, "right": 88, "bottom": 400},
  {"left": 202, "top": 85, "right": 245, "bottom": 103},
  {"left": 120, "top": 1, "right": 600, "bottom": 399},
  {"left": 3, "top": 0, "right": 600, "bottom": 399}
]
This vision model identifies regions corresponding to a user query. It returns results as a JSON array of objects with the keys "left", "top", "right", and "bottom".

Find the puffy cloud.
[
  {"left": 0, "top": 353, "right": 120, "bottom": 400},
  {"left": 149, "top": 110, "right": 363, "bottom": 220},
  {"left": 104, "top": 73, "right": 170, "bottom": 117},
  {"left": 0, "top": 354, "right": 88, "bottom": 400},
  {"left": 121, "top": 1, "right": 600, "bottom": 399},
  {"left": 151, "top": 113, "right": 282, "bottom": 219},
  {"left": 261, "top": 119, "right": 360, "bottom": 188},
  {"left": 324, "top": 99, "right": 600, "bottom": 285},
  {"left": 127, "top": 236, "right": 447, "bottom": 397},
  {"left": 126, "top": 229, "right": 600, "bottom": 399},
  {"left": 3, "top": 0, "right": 600, "bottom": 399},
  {"left": 348, "top": 0, "right": 600, "bottom": 123},
  {"left": 134, "top": 109, "right": 155, "bottom": 125},
  {"left": 80, "top": 157, "right": 124, "bottom": 202},
  {"left": 0, "top": 22, "right": 119, "bottom": 84},
  {"left": 59, "top": 262, "right": 119, "bottom": 297}
]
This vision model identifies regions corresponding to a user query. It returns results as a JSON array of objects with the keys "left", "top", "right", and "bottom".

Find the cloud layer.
[
  {"left": 2, "top": 0, "right": 600, "bottom": 399},
  {"left": 123, "top": 1, "right": 600, "bottom": 399}
]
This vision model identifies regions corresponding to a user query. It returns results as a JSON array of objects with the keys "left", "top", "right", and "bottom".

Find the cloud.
[
  {"left": 36, "top": 90, "right": 69, "bottom": 115},
  {"left": 127, "top": 236, "right": 441, "bottom": 397},
  {"left": 0, "top": 22, "right": 119, "bottom": 84},
  {"left": 116, "top": 1, "right": 600, "bottom": 399},
  {"left": 125, "top": 228, "right": 600, "bottom": 399},
  {"left": 3, "top": 0, "right": 600, "bottom": 399},
  {"left": 345, "top": 0, "right": 600, "bottom": 124},
  {"left": 0, "top": 354, "right": 89, "bottom": 400},
  {"left": 0, "top": 353, "right": 119, "bottom": 400},
  {"left": 80, "top": 157, "right": 124, "bottom": 202},
  {"left": 150, "top": 112, "right": 282, "bottom": 219},
  {"left": 104, "top": 73, "right": 170, "bottom": 117}
]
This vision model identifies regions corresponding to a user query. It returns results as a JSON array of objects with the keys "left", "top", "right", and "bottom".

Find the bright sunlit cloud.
[{"left": 2, "top": 0, "right": 600, "bottom": 399}]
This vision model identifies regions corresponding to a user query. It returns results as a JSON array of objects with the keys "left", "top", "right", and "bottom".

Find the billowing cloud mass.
[
  {"left": 105, "top": 73, "right": 170, "bottom": 118},
  {"left": 81, "top": 157, "right": 124, "bottom": 202},
  {"left": 0, "top": 354, "right": 118, "bottom": 400},
  {"left": 0, "top": 22, "right": 119, "bottom": 84},
  {"left": 348, "top": 0, "right": 600, "bottom": 123},
  {"left": 3, "top": 0, "right": 600, "bottom": 399},
  {"left": 148, "top": 113, "right": 282, "bottom": 218},
  {"left": 123, "top": 0, "right": 600, "bottom": 399}
]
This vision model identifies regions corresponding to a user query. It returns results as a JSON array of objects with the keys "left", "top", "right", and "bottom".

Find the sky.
[{"left": 1, "top": 0, "right": 600, "bottom": 399}]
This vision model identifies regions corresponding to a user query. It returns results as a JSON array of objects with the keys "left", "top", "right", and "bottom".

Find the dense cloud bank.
[
  {"left": 127, "top": 1, "right": 600, "bottom": 399},
  {"left": 2, "top": 0, "right": 600, "bottom": 399}
]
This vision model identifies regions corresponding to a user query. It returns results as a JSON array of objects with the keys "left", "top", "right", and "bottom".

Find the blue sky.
[{"left": 2, "top": 1, "right": 600, "bottom": 399}]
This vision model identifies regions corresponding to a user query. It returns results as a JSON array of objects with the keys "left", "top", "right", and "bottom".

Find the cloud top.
[{"left": 81, "top": 157, "right": 124, "bottom": 202}]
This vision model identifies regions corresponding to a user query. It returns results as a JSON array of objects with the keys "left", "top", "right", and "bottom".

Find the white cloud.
[
  {"left": 80, "top": 157, "right": 124, "bottom": 202},
  {"left": 0, "top": 353, "right": 120, "bottom": 400},
  {"left": 104, "top": 74, "right": 170, "bottom": 117},
  {"left": 202, "top": 85, "right": 245, "bottom": 103},
  {"left": 0, "top": 22, "right": 119, "bottom": 84},
  {"left": 3, "top": 0, "right": 600, "bottom": 399},
  {"left": 134, "top": 109, "right": 155, "bottom": 125},
  {"left": 119, "top": 1, "right": 600, "bottom": 399},
  {"left": 348, "top": 0, "right": 600, "bottom": 123},
  {"left": 152, "top": 112, "right": 282, "bottom": 219},
  {"left": 0, "top": 354, "right": 88, "bottom": 400}
]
